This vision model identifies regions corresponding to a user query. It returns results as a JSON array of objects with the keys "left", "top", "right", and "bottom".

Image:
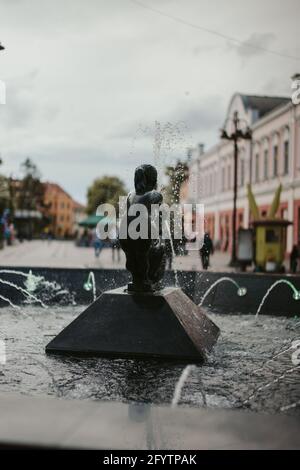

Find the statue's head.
[{"left": 134, "top": 164, "right": 158, "bottom": 195}]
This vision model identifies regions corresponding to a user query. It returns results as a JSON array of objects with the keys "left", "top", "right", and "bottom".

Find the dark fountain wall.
[{"left": 0, "top": 266, "right": 299, "bottom": 316}]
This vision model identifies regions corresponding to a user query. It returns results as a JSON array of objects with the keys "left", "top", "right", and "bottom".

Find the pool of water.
[{"left": 0, "top": 306, "right": 299, "bottom": 416}]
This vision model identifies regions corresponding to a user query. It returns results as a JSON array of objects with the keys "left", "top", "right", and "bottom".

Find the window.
[
  {"left": 255, "top": 153, "right": 259, "bottom": 182},
  {"left": 264, "top": 149, "right": 268, "bottom": 180},
  {"left": 266, "top": 229, "right": 279, "bottom": 243},
  {"left": 222, "top": 167, "right": 225, "bottom": 190},
  {"left": 204, "top": 172, "right": 207, "bottom": 195},
  {"left": 238, "top": 213, "right": 243, "bottom": 227},
  {"left": 273, "top": 145, "right": 278, "bottom": 177},
  {"left": 240, "top": 159, "right": 244, "bottom": 187},
  {"left": 284, "top": 140, "right": 289, "bottom": 175},
  {"left": 227, "top": 165, "right": 231, "bottom": 189}
]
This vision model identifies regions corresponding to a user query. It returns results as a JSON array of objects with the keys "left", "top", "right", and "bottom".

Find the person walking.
[
  {"left": 92, "top": 228, "right": 103, "bottom": 258},
  {"left": 199, "top": 232, "right": 214, "bottom": 270},
  {"left": 165, "top": 238, "right": 173, "bottom": 270},
  {"left": 108, "top": 226, "right": 120, "bottom": 263},
  {"left": 290, "top": 245, "right": 299, "bottom": 273}
]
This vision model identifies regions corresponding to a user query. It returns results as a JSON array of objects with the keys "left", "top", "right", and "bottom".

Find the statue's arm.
[{"left": 148, "top": 190, "right": 163, "bottom": 205}]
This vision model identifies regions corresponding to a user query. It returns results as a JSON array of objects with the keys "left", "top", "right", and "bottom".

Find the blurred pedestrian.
[
  {"left": 93, "top": 228, "right": 103, "bottom": 258},
  {"left": 290, "top": 245, "right": 299, "bottom": 273},
  {"left": 109, "top": 226, "right": 121, "bottom": 263},
  {"left": 199, "top": 232, "right": 214, "bottom": 270},
  {"left": 165, "top": 239, "right": 173, "bottom": 270},
  {"left": 9, "top": 223, "right": 15, "bottom": 245}
]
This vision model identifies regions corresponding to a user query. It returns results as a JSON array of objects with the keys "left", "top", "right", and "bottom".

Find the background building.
[
  {"left": 184, "top": 93, "right": 300, "bottom": 253},
  {"left": 73, "top": 201, "right": 87, "bottom": 237},
  {"left": 44, "top": 183, "right": 79, "bottom": 238}
]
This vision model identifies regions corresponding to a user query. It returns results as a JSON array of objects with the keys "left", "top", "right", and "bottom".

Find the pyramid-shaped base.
[{"left": 45, "top": 287, "right": 220, "bottom": 362}]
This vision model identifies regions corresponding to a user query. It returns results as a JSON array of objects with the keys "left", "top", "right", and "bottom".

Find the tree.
[
  {"left": 164, "top": 160, "right": 189, "bottom": 205},
  {"left": 0, "top": 157, "right": 9, "bottom": 207},
  {"left": 0, "top": 175, "right": 10, "bottom": 249},
  {"left": 16, "top": 157, "right": 45, "bottom": 211},
  {"left": 0, "top": 174, "right": 9, "bottom": 207},
  {"left": 86, "top": 176, "right": 127, "bottom": 215},
  {"left": 21, "top": 157, "right": 41, "bottom": 180}
]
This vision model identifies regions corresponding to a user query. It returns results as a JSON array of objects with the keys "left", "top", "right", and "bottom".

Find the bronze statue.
[{"left": 120, "top": 164, "right": 166, "bottom": 292}]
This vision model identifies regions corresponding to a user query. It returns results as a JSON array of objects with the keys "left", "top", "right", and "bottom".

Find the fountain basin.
[
  {"left": 0, "top": 304, "right": 299, "bottom": 417},
  {"left": 0, "top": 393, "right": 299, "bottom": 449},
  {"left": 0, "top": 266, "right": 299, "bottom": 316},
  {"left": 0, "top": 266, "right": 299, "bottom": 429}
]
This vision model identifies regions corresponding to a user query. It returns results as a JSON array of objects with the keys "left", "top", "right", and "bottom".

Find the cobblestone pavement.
[
  {"left": 0, "top": 239, "right": 291, "bottom": 272},
  {"left": 0, "top": 240, "right": 235, "bottom": 271}
]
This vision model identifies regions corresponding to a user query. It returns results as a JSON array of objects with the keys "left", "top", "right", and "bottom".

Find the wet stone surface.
[{"left": 0, "top": 306, "right": 299, "bottom": 416}]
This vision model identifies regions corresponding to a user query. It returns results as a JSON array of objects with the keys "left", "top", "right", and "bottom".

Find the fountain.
[
  {"left": 0, "top": 258, "right": 299, "bottom": 419},
  {"left": 255, "top": 279, "right": 300, "bottom": 318},
  {"left": 0, "top": 163, "right": 298, "bottom": 418},
  {"left": 171, "top": 365, "right": 194, "bottom": 407},
  {"left": 83, "top": 271, "right": 97, "bottom": 302},
  {"left": 46, "top": 164, "right": 220, "bottom": 361},
  {"left": 199, "top": 276, "right": 247, "bottom": 307}
]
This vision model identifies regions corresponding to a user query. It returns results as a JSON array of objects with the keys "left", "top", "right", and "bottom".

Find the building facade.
[
  {"left": 44, "top": 183, "right": 78, "bottom": 238},
  {"left": 73, "top": 201, "right": 86, "bottom": 236},
  {"left": 184, "top": 93, "right": 300, "bottom": 253}
]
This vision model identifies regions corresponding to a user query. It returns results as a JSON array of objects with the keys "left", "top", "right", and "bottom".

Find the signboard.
[{"left": 237, "top": 228, "right": 253, "bottom": 262}]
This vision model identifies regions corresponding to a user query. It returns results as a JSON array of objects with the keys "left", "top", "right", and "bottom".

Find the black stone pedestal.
[{"left": 45, "top": 287, "right": 220, "bottom": 362}]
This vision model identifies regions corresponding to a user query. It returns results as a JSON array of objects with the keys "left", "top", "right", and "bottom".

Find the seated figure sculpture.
[
  {"left": 46, "top": 163, "right": 220, "bottom": 361},
  {"left": 120, "top": 164, "right": 166, "bottom": 292}
]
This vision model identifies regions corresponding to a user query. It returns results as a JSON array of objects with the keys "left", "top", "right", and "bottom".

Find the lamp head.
[
  {"left": 244, "top": 127, "right": 252, "bottom": 140},
  {"left": 220, "top": 129, "right": 229, "bottom": 140}
]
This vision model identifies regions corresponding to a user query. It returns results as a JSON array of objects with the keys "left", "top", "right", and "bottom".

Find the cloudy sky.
[{"left": 0, "top": 0, "right": 299, "bottom": 203}]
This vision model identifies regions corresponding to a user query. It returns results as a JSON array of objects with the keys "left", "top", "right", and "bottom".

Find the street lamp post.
[{"left": 220, "top": 111, "right": 252, "bottom": 267}]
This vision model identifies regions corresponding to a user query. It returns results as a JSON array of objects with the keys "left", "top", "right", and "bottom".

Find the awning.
[
  {"left": 78, "top": 215, "right": 111, "bottom": 228},
  {"left": 252, "top": 219, "right": 292, "bottom": 227}
]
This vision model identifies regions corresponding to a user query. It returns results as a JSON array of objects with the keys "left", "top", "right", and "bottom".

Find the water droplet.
[
  {"left": 83, "top": 282, "right": 92, "bottom": 292},
  {"left": 237, "top": 287, "right": 247, "bottom": 297},
  {"left": 293, "top": 291, "right": 300, "bottom": 301}
]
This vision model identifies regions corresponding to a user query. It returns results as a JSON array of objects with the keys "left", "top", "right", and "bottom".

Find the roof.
[
  {"left": 44, "top": 182, "right": 73, "bottom": 200},
  {"left": 241, "top": 95, "right": 290, "bottom": 119},
  {"left": 252, "top": 219, "right": 292, "bottom": 227},
  {"left": 73, "top": 200, "right": 86, "bottom": 211}
]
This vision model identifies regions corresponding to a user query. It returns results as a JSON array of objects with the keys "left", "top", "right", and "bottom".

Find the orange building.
[{"left": 44, "top": 183, "right": 77, "bottom": 238}]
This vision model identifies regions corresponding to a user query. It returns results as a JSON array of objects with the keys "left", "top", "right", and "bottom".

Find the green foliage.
[
  {"left": 21, "top": 157, "right": 41, "bottom": 180},
  {"left": 0, "top": 174, "right": 9, "bottom": 202},
  {"left": 86, "top": 176, "right": 127, "bottom": 215},
  {"left": 15, "top": 158, "right": 45, "bottom": 211}
]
